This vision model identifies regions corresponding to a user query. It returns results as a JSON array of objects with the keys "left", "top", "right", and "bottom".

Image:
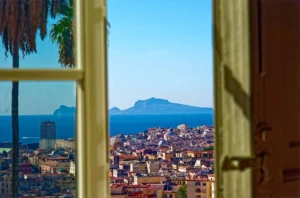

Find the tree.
[
  {"left": 0, "top": 160, "right": 9, "bottom": 170},
  {"left": 32, "top": 165, "right": 41, "bottom": 174},
  {"left": 0, "top": 1, "right": 62, "bottom": 197},
  {"left": 178, "top": 184, "right": 187, "bottom": 198},
  {"left": 50, "top": 0, "right": 110, "bottom": 67},
  {"left": 2, "top": 150, "right": 8, "bottom": 157}
]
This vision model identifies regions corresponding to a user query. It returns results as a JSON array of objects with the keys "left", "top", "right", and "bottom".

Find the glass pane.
[
  {"left": 0, "top": 81, "right": 76, "bottom": 197},
  {"left": 108, "top": 0, "right": 214, "bottom": 198},
  {"left": 0, "top": 0, "right": 76, "bottom": 69}
]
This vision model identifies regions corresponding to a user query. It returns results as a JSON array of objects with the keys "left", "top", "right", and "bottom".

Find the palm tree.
[
  {"left": 0, "top": 1, "right": 62, "bottom": 197},
  {"left": 50, "top": 0, "right": 73, "bottom": 67},
  {"left": 50, "top": 0, "right": 110, "bottom": 68}
]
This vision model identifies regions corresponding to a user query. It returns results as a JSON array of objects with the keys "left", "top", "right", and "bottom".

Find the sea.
[{"left": 0, "top": 113, "right": 214, "bottom": 145}]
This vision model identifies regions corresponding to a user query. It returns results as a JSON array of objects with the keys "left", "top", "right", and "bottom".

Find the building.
[
  {"left": 133, "top": 176, "right": 167, "bottom": 185},
  {"left": 187, "top": 150, "right": 214, "bottom": 158},
  {"left": 208, "top": 174, "right": 215, "bottom": 198},
  {"left": 40, "top": 160, "right": 70, "bottom": 174},
  {"left": 40, "top": 121, "right": 56, "bottom": 150},
  {"left": 162, "top": 152, "right": 173, "bottom": 161},
  {"left": 130, "top": 162, "right": 147, "bottom": 174},
  {"left": 0, "top": 175, "right": 12, "bottom": 196},
  {"left": 170, "top": 176, "right": 186, "bottom": 185},
  {"left": 70, "top": 161, "right": 76, "bottom": 176},
  {"left": 55, "top": 138, "right": 75, "bottom": 149},
  {"left": 146, "top": 161, "right": 160, "bottom": 174},
  {"left": 177, "top": 124, "right": 189, "bottom": 130},
  {"left": 19, "top": 163, "right": 33, "bottom": 174},
  {"left": 114, "top": 155, "right": 120, "bottom": 166},
  {"left": 110, "top": 184, "right": 126, "bottom": 198},
  {"left": 113, "top": 169, "right": 128, "bottom": 178},
  {"left": 162, "top": 189, "right": 178, "bottom": 198},
  {"left": 187, "top": 179, "right": 211, "bottom": 198}
]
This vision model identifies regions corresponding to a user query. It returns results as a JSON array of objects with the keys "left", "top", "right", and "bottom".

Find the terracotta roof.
[
  {"left": 35, "top": 148, "right": 44, "bottom": 151},
  {"left": 124, "top": 184, "right": 151, "bottom": 188},
  {"left": 41, "top": 160, "right": 59, "bottom": 167},
  {"left": 47, "top": 157, "right": 69, "bottom": 160}
]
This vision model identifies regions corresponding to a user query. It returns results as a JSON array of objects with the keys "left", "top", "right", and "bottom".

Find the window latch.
[{"left": 222, "top": 156, "right": 256, "bottom": 171}]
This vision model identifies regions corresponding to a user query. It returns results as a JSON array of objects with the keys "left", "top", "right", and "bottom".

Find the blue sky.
[{"left": 0, "top": 0, "right": 212, "bottom": 115}]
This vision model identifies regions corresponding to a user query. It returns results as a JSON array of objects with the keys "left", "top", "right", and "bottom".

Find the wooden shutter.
[{"left": 252, "top": 0, "right": 300, "bottom": 197}]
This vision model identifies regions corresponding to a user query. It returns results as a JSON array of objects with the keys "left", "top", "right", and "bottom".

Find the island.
[
  {"left": 53, "top": 105, "right": 76, "bottom": 116},
  {"left": 109, "top": 97, "right": 213, "bottom": 114},
  {"left": 53, "top": 97, "right": 213, "bottom": 116}
]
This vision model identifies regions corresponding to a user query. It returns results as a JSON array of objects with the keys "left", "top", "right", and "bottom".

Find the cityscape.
[
  {"left": 109, "top": 124, "right": 215, "bottom": 198},
  {"left": 0, "top": 120, "right": 215, "bottom": 198},
  {"left": 0, "top": 121, "right": 76, "bottom": 197},
  {"left": 0, "top": 0, "right": 211, "bottom": 197}
]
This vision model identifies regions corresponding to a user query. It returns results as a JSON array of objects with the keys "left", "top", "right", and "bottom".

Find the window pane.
[
  {"left": 0, "top": 0, "right": 76, "bottom": 69},
  {"left": 0, "top": 81, "right": 76, "bottom": 197}
]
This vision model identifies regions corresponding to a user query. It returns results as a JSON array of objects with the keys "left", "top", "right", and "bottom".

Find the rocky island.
[
  {"left": 53, "top": 97, "right": 213, "bottom": 115},
  {"left": 109, "top": 97, "right": 213, "bottom": 114},
  {"left": 53, "top": 105, "right": 76, "bottom": 116}
]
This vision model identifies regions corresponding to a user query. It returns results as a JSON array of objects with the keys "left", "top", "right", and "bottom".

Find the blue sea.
[{"left": 0, "top": 113, "right": 214, "bottom": 144}]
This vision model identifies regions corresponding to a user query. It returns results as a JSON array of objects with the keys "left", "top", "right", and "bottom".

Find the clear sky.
[{"left": 0, "top": 0, "right": 212, "bottom": 115}]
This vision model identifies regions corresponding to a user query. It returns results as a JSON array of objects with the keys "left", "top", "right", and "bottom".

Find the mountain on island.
[
  {"left": 53, "top": 105, "right": 76, "bottom": 116},
  {"left": 53, "top": 97, "right": 213, "bottom": 116},
  {"left": 109, "top": 97, "right": 213, "bottom": 115},
  {"left": 109, "top": 107, "right": 121, "bottom": 114}
]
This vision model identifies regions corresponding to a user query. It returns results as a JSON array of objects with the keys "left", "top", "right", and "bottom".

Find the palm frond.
[{"left": 50, "top": 0, "right": 111, "bottom": 68}]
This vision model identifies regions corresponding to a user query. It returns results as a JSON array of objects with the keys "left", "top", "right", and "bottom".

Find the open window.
[{"left": 4, "top": 0, "right": 298, "bottom": 197}]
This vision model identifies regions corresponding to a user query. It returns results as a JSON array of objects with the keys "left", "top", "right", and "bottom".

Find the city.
[
  {"left": 0, "top": 122, "right": 214, "bottom": 198},
  {"left": 0, "top": 121, "right": 76, "bottom": 198},
  {"left": 109, "top": 124, "right": 215, "bottom": 198}
]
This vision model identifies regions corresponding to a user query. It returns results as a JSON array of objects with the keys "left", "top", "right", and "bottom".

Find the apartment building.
[
  {"left": 208, "top": 174, "right": 215, "bottom": 198},
  {"left": 0, "top": 175, "right": 11, "bottom": 196},
  {"left": 187, "top": 179, "right": 211, "bottom": 198},
  {"left": 130, "top": 162, "right": 147, "bottom": 174},
  {"left": 55, "top": 139, "right": 75, "bottom": 149},
  {"left": 147, "top": 161, "right": 160, "bottom": 173},
  {"left": 134, "top": 176, "right": 167, "bottom": 185},
  {"left": 69, "top": 161, "right": 76, "bottom": 176},
  {"left": 187, "top": 150, "right": 214, "bottom": 158}
]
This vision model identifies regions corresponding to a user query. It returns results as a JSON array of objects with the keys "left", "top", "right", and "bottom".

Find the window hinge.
[{"left": 222, "top": 156, "right": 256, "bottom": 171}]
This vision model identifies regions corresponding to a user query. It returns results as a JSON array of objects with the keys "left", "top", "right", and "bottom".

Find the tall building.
[{"left": 40, "top": 121, "right": 56, "bottom": 150}]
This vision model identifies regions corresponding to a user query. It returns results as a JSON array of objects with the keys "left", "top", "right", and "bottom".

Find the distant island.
[
  {"left": 53, "top": 97, "right": 213, "bottom": 116},
  {"left": 53, "top": 105, "right": 76, "bottom": 116}
]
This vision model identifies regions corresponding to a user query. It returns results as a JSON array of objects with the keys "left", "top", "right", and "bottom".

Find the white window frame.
[{"left": 0, "top": 0, "right": 109, "bottom": 198}]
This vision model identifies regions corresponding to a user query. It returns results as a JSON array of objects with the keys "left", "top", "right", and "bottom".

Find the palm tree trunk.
[{"left": 12, "top": 46, "right": 19, "bottom": 198}]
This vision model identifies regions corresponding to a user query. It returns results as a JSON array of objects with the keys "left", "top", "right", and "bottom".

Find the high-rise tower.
[{"left": 40, "top": 121, "right": 56, "bottom": 149}]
